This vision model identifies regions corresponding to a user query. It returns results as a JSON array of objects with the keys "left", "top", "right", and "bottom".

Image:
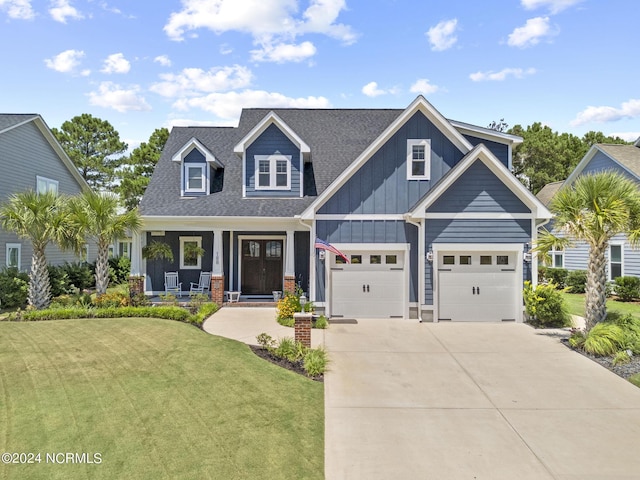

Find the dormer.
[
  {"left": 172, "top": 138, "right": 223, "bottom": 196},
  {"left": 234, "top": 112, "right": 310, "bottom": 198}
]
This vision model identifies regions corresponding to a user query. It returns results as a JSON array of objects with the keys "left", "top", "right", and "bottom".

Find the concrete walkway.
[
  {"left": 203, "top": 309, "right": 640, "bottom": 479},
  {"left": 325, "top": 319, "right": 640, "bottom": 480}
]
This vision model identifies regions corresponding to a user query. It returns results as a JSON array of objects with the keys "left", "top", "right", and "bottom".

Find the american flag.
[{"left": 315, "top": 238, "right": 349, "bottom": 263}]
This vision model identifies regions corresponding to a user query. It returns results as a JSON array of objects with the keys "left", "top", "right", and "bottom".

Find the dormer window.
[
  {"left": 407, "top": 139, "right": 431, "bottom": 180},
  {"left": 172, "top": 137, "right": 223, "bottom": 197},
  {"left": 185, "top": 164, "right": 206, "bottom": 193},
  {"left": 255, "top": 154, "right": 291, "bottom": 190}
]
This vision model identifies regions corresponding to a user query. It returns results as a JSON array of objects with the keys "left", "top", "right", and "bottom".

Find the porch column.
[
  {"left": 131, "top": 231, "right": 143, "bottom": 276},
  {"left": 211, "top": 229, "right": 224, "bottom": 304},
  {"left": 284, "top": 230, "right": 296, "bottom": 294}
]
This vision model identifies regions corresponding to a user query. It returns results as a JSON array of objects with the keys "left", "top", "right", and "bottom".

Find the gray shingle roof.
[
  {"left": 140, "top": 108, "right": 403, "bottom": 217},
  {"left": 597, "top": 144, "right": 640, "bottom": 178},
  {"left": 535, "top": 181, "right": 564, "bottom": 206},
  {"left": 0, "top": 114, "right": 38, "bottom": 133}
]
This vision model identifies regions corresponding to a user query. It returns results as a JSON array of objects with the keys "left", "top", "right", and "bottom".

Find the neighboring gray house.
[
  {"left": 137, "top": 96, "right": 551, "bottom": 322},
  {"left": 537, "top": 138, "right": 640, "bottom": 280},
  {"left": 0, "top": 114, "right": 96, "bottom": 269}
]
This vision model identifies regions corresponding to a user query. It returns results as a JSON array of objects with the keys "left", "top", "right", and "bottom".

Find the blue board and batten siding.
[
  {"left": 245, "top": 124, "right": 301, "bottom": 197},
  {"left": 315, "top": 220, "right": 419, "bottom": 302},
  {"left": 429, "top": 161, "right": 530, "bottom": 213},
  {"left": 463, "top": 135, "right": 509, "bottom": 168},
  {"left": 318, "top": 112, "right": 464, "bottom": 214},
  {"left": 424, "top": 219, "right": 532, "bottom": 305}
]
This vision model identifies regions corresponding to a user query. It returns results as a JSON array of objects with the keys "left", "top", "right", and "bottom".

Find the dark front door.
[{"left": 241, "top": 239, "right": 283, "bottom": 295}]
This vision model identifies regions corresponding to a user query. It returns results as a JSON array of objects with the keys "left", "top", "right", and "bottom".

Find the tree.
[
  {"left": 69, "top": 191, "right": 141, "bottom": 295},
  {"left": 487, "top": 118, "right": 509, "bottom": 132},
  {"left": 52, "top": 114, "right": 127, "bottom": 191},
  {"left": 0, "top": 191, "right": 74, "bottom": 309},
  {"left": 535, "top": 171, "right": 640, "bottom": 331},
  {"left": 117, "top": 128, "right": 169, "bottom": 209}
]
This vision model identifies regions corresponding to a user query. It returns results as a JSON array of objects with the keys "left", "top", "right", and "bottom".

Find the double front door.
[{"left": 241, "top": 239, "right": 283, "bottom": 295}]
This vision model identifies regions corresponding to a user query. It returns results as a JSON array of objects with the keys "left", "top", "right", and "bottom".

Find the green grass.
[
  {"left": 562, "top": 293, "right": 640, "bottom": 320},
  {"left": 0, "top": 318, "right": 323, "bottom": 479},
  {"left": 630, "top": 374, "right": 640, "bottom": 388}
]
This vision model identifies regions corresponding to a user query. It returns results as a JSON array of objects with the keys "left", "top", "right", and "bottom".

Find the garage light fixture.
[
  {"left": 524, "top": 243, "right": 532, "bottom": 263},
  {"left": 426, "top": 247, "right": 434, "bottom": 263}
]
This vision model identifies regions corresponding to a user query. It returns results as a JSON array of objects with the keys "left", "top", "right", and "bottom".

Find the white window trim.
[
  {"left": 184, "top": 163, "right": 208, "bottom": 194},
  {"left": 6, "top": 243, "right": 21, "bottom": 269},
  {"left": 36, "top": 175, "right": 58, "bottom": 194},
  {"left": 254, "top": 154, "right": 292, "bottom": 191},
  {"left": 609, "top": 243, "right": 624, "bottom": 280},
  {"left": 406, "top": 139, "right": 431, "bottom": 180},
  {"left": 180, "top": 236, "right": 202, "bottom": 270},
  {"left": 550, "top": 247, "right": 564, "bottom": 268},
  {"left": 118, "top": 240, "right": 132, "bottom": 259}
]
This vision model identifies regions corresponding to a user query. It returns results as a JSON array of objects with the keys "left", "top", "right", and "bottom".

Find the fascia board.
[{"left": 233, "top": 111, "right": 310, "bottom": 154}]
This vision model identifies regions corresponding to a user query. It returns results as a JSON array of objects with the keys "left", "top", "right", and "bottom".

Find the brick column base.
[
  {"left": 284, "top": 275, "right": 296, "bottom": 295},
  {"left": 211, "top": 275, "right": 224, "bottom": 305},
  {"left": 294, "top": 312, "right": 312, "bottom": 348},
  {"left": 128, "top": 276, "right": 144, "bottom": 300}
]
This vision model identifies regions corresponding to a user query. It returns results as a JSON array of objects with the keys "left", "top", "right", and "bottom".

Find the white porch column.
[
  {"left": 285, "top": 230, "right": 295, "bottom": 277},
  {"left": 212, "top": 229, "right": 223, "bottom": 275},
  {"left": 131, "top": 231, "right": 143, "bottom": 276}
]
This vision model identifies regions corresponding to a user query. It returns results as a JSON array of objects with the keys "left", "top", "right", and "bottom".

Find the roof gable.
[
  {"left": 234, "top": 111, "right": 310, "bottom": 158},
  {"left": 172, "top": 137, "right": 224, "bottom": 168},
  {"left": 565, "top": 144, "right": 640, "bottom": 186}
]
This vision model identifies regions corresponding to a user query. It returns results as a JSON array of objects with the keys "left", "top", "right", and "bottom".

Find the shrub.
[
  {"left": 544, "top": 268, "right": 568, "bottom": 289},
  {"left": 613, "top": 314, "right": 640, "bottom": 354},
  {"left": 276, "top": 293, "right": 300, "bottom": 321},
  {"left": 303, "top": 347, "right": 328, "bottom": 376},
  {"left": 537, "top": 265, "right": 548, "bottom": 284},
  {"left": 566, "top": 270, "right": 587, "bottom": 294},
  {"left": 108, "top": 256, "right": 131, "bottom": 285},
  {"left": 314, "top": 315, "right": 329, "bottom": 329},
  {"left": 523, "top": 281, "right": 571, "bottom": 328},
  {"left": 191, "top": 303, "right": 219, "bottom": 326},
  {"left": 273, "top": 337, "right": 306, "bottom": 362},
  {"left": 613, "top": 350, "right": 632, "bottom": 366},
  {"left": 0, "top": 267, "right": 29, "bottom": 308},
  {"left": 568, "top": 330, "right": 586, "bottom": 349},
  {"left": 93, "top": 291, "right": 130, "bottom": 308},
  {"left": 613, "top": 276, "right": 640, "bottom": 302},
  {"left": 47, "top": 265, "right": 72, "bottom": 297},
  {"left": 583, "top": 323, "right": 626, "bottom": 356},
  {"left": 159, "top": 293, "right": 179, "bottom": 305},
  {"left": 256, "top": 333, "right": 276, "bottom": 351},
  {"left": 61, "top": 261, "right": 95, "bottom": 290},
  {"left": 277, "top": 316, "right": 295, "bottom": 327}
]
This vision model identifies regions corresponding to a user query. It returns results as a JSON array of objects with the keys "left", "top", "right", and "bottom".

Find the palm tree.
[
  {"left": 0, "top": 190, "right": 75, "bottom": 309},
  {"left": 536, "top": 171, "right": 640, "bottom": 331},
  {"left": 69, "top": 191, "right": 141, "bottom": 295}
]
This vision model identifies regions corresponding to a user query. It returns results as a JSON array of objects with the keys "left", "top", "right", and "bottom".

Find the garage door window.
[
  {"left": 351, "top": 255, "right": 362, "bottom": 264},
  {"left": 370, "top": 255, "right": 381, "bottom": 264},
  {"left": 480, "top": 256, "right": 492, "bottom": 265},
  {"left": 497, "top": 255, "right": 509, "bottom": 265},
  {"left": 385, "top": 255, "right": 397, "bottom": 264},
  {"left": 459, "top": 255, "right": 471, "bottom": 265},
  {"left": 443, "top": 255, "right": 455, "bottom": 265}
]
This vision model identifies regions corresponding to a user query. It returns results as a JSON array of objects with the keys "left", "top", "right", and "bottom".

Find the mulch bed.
[
  {"left": 561, "top": 338, "right": 640, "bottom": 381},
  {"left": 249, "top": 345, "right": 323, "bottom": 382}
]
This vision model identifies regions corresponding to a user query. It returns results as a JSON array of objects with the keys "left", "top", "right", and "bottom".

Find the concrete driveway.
[{"left": 325, "top": 319, "right": 640, "bottom": 480}]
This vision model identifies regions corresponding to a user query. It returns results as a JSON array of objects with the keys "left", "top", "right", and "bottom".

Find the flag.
[{"left": 315, "top": 238, "right": 349, "bottom": 263}]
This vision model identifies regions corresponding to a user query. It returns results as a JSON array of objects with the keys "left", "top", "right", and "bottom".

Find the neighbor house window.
[
  {"left": 549, "top": 247, "right": 564, "bottom": 268},
  {"left": 184, "top": 164, "right": 207, "bottom": 193},
  {"left": 36, "top": 176, "right": 58, "bottom": 195},
  {"left": 118, "top": 241, "right": 131, "bottom": 259},
  {"left": 180, "top": 236, "right": 202, "bottom": 269},
  {"left": 80, "top": 244, "right": 89, "bottom": 262},
  {"left": 254, "top": 155, "right": 291, "bottom": 190},
  {"left": 609, "top": 244, "right": 623, "bottom": 280},
  {"left": 406, "top": 139, "right": 431, "bottom": 180},
  {"left": 6, "top": 243, "right": 21, "bottom": 269}
]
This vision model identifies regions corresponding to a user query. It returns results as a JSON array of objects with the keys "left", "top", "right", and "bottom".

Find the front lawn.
[
  {"left": 0, "top": 318, "right": 323, "bottom": 479},
  {"left": 562, "top": 293, "right": 640, "bottom": 320}
]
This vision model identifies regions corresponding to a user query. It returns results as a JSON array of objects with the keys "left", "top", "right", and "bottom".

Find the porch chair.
[
  {"left": 164, "top": 271, "right": 182, "bottom": 297},
  {"left": 190, "top": 271, "right": 212, "bottom": 296}
]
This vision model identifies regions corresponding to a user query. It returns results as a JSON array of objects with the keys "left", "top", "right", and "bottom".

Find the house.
[
  {"left": 137, "top": 96, "right": 551, "bottom": 322},
  {"left": 0, "top": 114, "right": 99, "bottom": 269},
  {"left": 537, "top": 138, "right": 640, "bottom": 279}
]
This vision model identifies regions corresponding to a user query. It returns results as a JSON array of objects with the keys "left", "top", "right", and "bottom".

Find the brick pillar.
[
  {"left": 211, "top": 275, "right": 224, "bottom": 305},
  {"left": 294, "top": 312, "right": 312, "bottom": 348},
  {"left": 128, "top": 276, "right": 144, "bottom": 299},
  {"left": 284, "top": 275, "right": 296, "bottom": 294}
]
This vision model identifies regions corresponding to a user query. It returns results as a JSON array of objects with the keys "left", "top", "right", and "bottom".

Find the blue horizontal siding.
[
  {"left": 581, "top": 150, "right": 638, "bottom": 182},
  {"left": 246, "top": 123, "right": 301, "bottom": 197},
  {"left": 428, "top": 160, "right": 530, "bottom": 213},
  {"left": 463, "top": 135, "right": 509, "bottom": 167},
  {"left": 318, "top": 111, "right": 465, "bottom": 214}
]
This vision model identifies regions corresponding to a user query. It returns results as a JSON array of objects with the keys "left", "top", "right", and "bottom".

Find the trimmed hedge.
[{"left": 566, "top": 270, "right": 587, "bottom": 294}]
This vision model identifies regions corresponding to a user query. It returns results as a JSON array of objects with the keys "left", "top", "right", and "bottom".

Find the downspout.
[
  {"left": 403, "top": 213, "right": 424, "bottom": 322},
  {"left": 296, "top": 216, "right": 315, "bottom": 301}
]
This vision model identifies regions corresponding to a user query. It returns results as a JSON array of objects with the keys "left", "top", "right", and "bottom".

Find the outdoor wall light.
[
  {"left": 523, "top": 243, "right": 532, "bottom": 263},
  {"left": 426, "top": 247, "right": 434, "bottom": 263},
  {"left": 318, "top": 250, "right": 326, "bottom": 261}
]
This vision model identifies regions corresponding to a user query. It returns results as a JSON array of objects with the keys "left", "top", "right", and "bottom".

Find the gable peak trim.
[
  {"left": 233, "top": 111, "right": 310, "bottom": 155},
  {"left": 172, "top": 137, "right": 223, "bottom": 168}
]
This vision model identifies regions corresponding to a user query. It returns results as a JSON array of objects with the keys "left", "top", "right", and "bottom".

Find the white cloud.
[
  {"left": 44, "top": 49, "right": 85, "bottom": 73},
  {"left": 521, "top": 0, "right": 582, "bottom": 14},
  {"left": 409, "top": 79, "right": 440, "bottom": 95},
  {"left": 172, "top": 90, "right": 330, "bottom": 120},
  {"left": 154, "top": 55, "right": 172, "bottom": 67},
  {"left": 49, "top": 0, "right": 83, "bottom": 23},
  {"left": 361, "top": 81, "right": 386, "bottom": 97},
  {"left": 0, "top": 0, "right": 34, "bottom": 19},
  {"left": 251, "top": 41, "right": 317, "bottom": 63},
  {"left": 101, "top": 53, "right": 131, "bottom": 74},
  {"left": 469, "top": 67, "right": 536, "bottom": 82},
  {"left": 164, "top": 0, "right": 356, "bottom": 62},
  {"left": 426, "top": 19, "right": 458, "bottom": 52},
  {"left": 150, "top": 65, "right": 253, "bottom": 98},
  {"left": 607, "top": 132, "right": 640, "bottom": 142},
  {"left": 507, "top": 16, "right": 554, "bottom": 47},
  {"left": 571, "top": 99, "right": 640, "bottom": 126},
  {"left": 88, "top": 82, "right": 151, "bottom": 113}
]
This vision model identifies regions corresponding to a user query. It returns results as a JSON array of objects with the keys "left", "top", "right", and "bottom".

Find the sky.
[{"left": 1, "top": 0, "right": 638, "bottom": 151}]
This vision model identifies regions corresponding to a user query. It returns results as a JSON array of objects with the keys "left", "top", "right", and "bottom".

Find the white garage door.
[
  {"left": 331, "top": 251, "right": 406, "bottom": 318},
  {"left": 438, "top": 251, "right": 519, "bottom": 322}
]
